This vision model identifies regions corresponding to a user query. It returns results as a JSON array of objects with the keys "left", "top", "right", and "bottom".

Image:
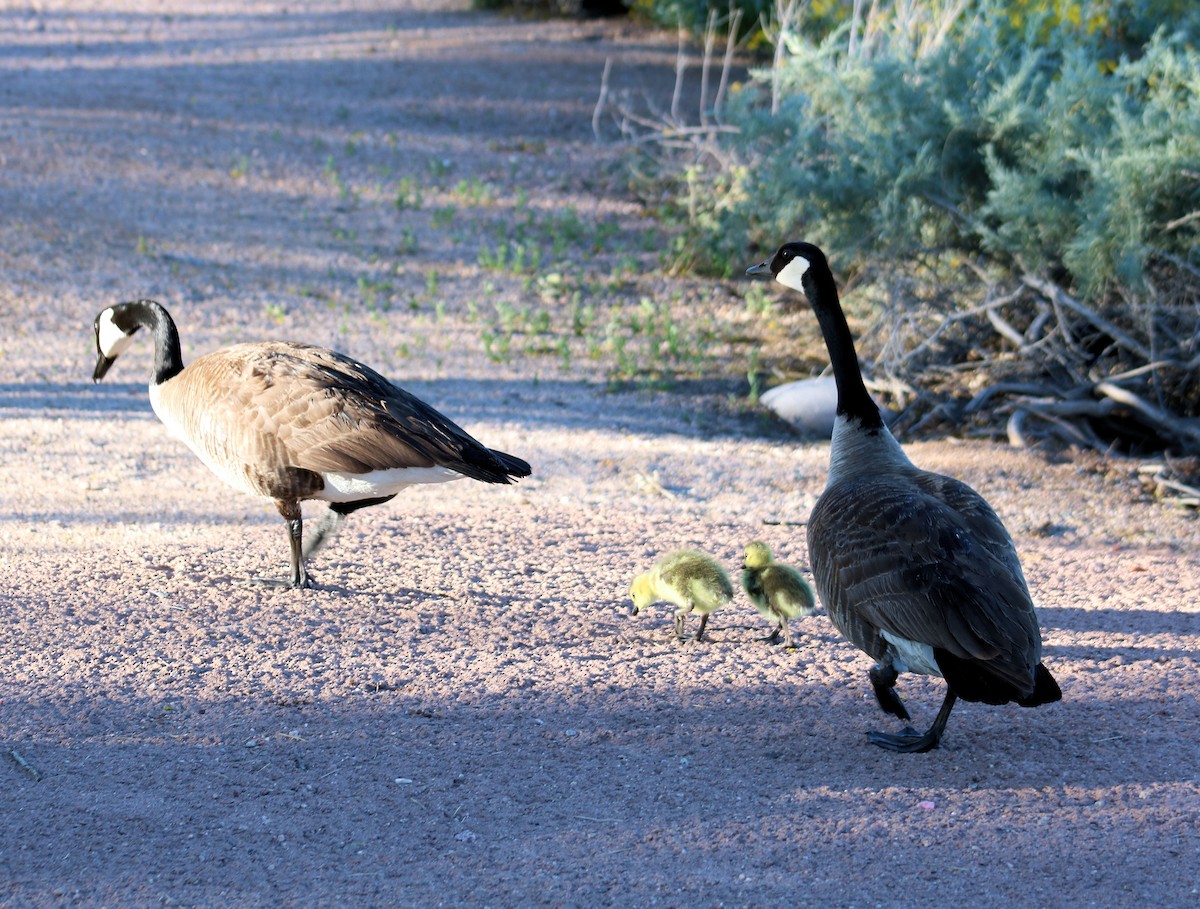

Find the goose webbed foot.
[
  {"left": 866, "top": 691, "right": 957, "bottom": 754},
  {"left": 242, "top": 572, "right": 312, "bottom": 590},
  {"left": 867, "top": 726, "right": 941, "bottom": 754},
  {"left": 762, "top": 624, "right": 782, "bottom": 644}
]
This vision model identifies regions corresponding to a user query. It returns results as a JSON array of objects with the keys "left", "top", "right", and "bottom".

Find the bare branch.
[
  {"left": 1021, "top": 274, "right": 1153, "bottom": 362},
  {"left": 592, "top": 57, "right": 612, "bottom": 142},
  {"left": 1162, "top": 210, "right": 1200, "bottom": 232},
  {"left": 671, "top": 26, "right": 688, "bottom": 124},
  {"left": 1095, "top": 381, "right": 1200, "bottom": 448},
  {"left": 713, "top": 4, "right": 745, "bottom": 123}
]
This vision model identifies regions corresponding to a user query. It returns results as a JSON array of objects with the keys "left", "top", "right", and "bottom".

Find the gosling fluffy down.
[
  {"left": 629, "top": 549, "right": 734, "bottom": 641},
  {"left": 741, "top": 541, "right": 817, "bottom": 647}
]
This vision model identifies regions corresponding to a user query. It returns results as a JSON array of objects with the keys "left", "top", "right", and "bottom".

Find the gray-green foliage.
[
  {"left": 652, "top": 2, "right": 1200, "bottom": 449},
  {"left": 979, "top": 33, "right": 1200, "bottom": 296},
  {"left": 676, "top": 16, "right": 1200, "bottom": 296}
]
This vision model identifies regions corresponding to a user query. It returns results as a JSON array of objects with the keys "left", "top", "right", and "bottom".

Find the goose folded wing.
[{"left": 825, "top": 481, "right": 1040, "bottom": 666}]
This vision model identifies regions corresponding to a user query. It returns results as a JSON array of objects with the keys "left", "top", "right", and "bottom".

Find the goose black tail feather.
[
  {"left": 1017, "top": 663, "right": 1062, "bottom": 708},
  {"left": 450, "top": 447, "right": 531, "bottom": 484},
  {"left": 491, "top": 449, "right": 532, "bottom": 479},
  {"left": 936, "top": 650, "right": 1061, "bottom": 707}
]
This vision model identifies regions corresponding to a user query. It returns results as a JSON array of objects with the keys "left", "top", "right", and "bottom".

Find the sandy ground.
[{"left": 1, "top": 2, "right": 1198, "bottom": 907}]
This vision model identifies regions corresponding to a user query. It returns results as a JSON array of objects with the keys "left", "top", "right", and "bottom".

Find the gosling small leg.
[
  {"left": 694, "top": 613, "right": 710, "bottom": 642},
  {"left": 780, "top": 621, "right": 794, "bottom": 648},
  {"left": 673, "top": 603, "right": 694, "bottom": 640}
]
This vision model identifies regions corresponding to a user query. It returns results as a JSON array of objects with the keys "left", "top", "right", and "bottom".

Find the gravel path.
[{"left": 1, "top": 3, "right": 1198, "bottom": 907}]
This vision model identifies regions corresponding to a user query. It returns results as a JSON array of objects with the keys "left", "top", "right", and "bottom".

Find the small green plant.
[
  {"left": 452, "top": 178, "right": 496, "bottom": 205},
  {"left": 744, "top": 284, "right": 775, "bottom": 318},
  {"left": 323, "top": 156, "right": 353, "bottom": 203},
  {"left": 570, "top": 298, "right": 595, "bottom": 337},
  {"left": 357, "top": 275, "right": 394, "bottom": 309},
  {"left": 480, "top": 330, "right": 511, "bottom": 363},
  {"left": 396, "top": 229, "right": 418, "bottom": 255},
  {"left": 427, "top": 157, "right": 453, "bottom": 178},
  {"left": 394, "top": 177, "right": 423, "bottom": 210},
  {"left": 746, "top": 348, "right": 763, "bottom": 404}
]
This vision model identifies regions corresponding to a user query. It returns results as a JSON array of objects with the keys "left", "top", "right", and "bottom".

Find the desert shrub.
[{"left": 639, "top": 0, "right": 1200, "bottom": 456}]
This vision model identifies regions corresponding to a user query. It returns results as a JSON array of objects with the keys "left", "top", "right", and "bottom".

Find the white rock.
[{"left": 759, "top": 377, "right": 839, "bottom": 437}]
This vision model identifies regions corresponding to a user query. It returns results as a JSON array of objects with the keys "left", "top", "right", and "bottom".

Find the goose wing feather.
[{"left": 178, "top": 343, "right": 523, "bottom": 482}]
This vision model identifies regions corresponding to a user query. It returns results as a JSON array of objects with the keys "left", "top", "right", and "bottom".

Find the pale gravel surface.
[{"left": 1, "top": 3, "right": 1199, "bottom": 908}]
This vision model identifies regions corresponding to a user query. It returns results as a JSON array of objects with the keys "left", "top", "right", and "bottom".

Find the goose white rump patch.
[{"left": 318, "top": 466, "right": 462, "bottom": 502}]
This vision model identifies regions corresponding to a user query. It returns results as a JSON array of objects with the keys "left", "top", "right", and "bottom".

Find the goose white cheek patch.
[
  {"left": 775, "top": 255, "right": 811, "bottom": 293},
  {"left": 97, "top": 310, "right": 135, "bottom": 359}
]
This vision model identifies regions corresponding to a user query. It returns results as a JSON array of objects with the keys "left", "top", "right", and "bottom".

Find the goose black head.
[
  {"left": 93, "top": 303, "right": 146, "bottom": 381},
  {"left": 746, "top": 241, "right": 829, "bottom": 295}
]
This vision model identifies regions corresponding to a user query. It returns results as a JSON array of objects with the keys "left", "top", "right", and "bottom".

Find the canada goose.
[
  {"left": 629, "top": 549, "right": 734, "bottom": 642},
  {"left": 92, "top": 299, "right": 531, "bottom": 588},
  {"left": 741, "top": 541, "right": 816, "bottom": 647},
  {"left": 747, "top": 242, "right": 1061, "bottom": 752}
]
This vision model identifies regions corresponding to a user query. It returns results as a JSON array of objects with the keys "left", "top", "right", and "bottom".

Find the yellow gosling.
[
  {"left": 741, "top": 541, "right": 816, "bottom": 647},
  {"left": 629, "top": 549, "right": 734, "bottom": 642}
]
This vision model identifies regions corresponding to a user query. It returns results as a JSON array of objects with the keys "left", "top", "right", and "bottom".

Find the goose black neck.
[
  {"left": 131, "top": 299, "right": 185, "bottom": 384},
  {"left": 801, "top": 269, "right": 884, "bottom": 430}
]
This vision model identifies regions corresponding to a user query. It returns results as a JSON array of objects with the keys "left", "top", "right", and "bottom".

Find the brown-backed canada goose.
[
  {"left": 741, "top": 541, "right": 816, "bottom": 647},
  {"left": 92, "top": 299, "right": 531, "bottom": 588},
  {"left": 747, "top": 242, "right": 1061, "bottom": 752},
  {"left": 629, "top": 549, "right": 734, "bottom": 642}
]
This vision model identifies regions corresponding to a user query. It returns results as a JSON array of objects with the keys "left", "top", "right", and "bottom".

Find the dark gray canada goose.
[
  {"left": 747, "top": 242, "right": 1061, "bottom": 752},
  {"left": 741, "top": 541, "right": 816, "bottom": 647},
  {"left": 629, "top": 549, "right": 734, "bottom": 642},
  {"left": 92, "top": 299, "right": 531, "bottom": 588}
]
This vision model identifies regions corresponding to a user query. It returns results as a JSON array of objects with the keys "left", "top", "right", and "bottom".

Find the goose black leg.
[
  {"left": 763, "top": 624, "right": 782, "bottom": 645},
  {"left": 284, "top": 510, "right": 309, "bottom": 588},
  {"left": 867, "top": 690, "right": 958, "bottom": 754},
  {"left": 869, "top": 660, "right": 911, "bottom": 721},
  {"left": 303, "top": 495, "right": 396, "bottom": 561},
  {"left": 695, "top": 612, "right": 710, "bottom": 642},
  {"left": 246, "top": 499, "right": 310, "bottom": 589}
]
